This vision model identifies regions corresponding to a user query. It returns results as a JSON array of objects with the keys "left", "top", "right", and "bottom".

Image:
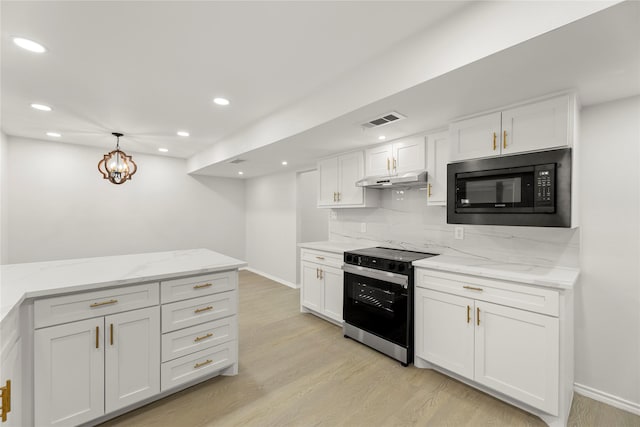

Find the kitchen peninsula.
[{"left": 0, "top": 248, "right": 246, "bottom": 426}]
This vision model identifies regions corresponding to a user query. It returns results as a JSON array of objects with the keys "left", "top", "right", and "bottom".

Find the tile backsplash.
[{"left": 329, "top": 188, "right": 579, "bottom": 268}]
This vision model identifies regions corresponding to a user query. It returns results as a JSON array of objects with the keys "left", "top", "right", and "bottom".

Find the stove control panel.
[{"left": 344, "top": 254, "right": 411, "bottom": 274}]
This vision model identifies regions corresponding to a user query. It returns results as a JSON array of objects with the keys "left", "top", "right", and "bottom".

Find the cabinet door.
[
  {"left": 337, "top": 152, "right": 364, "bottom": 205},
  {"left": 322, "top": 265, "right": 343, "bottom": 322},
  {"left": 501, "top": 95, "right": 569, "bottom": 155},
  {"left": 0, "top": 338, "right": 21, "bottom": 427},
  {"left": 365, "top": 144, "right": 393, "bottom": 177},
  {"left": 415, "top": 288, "right": 474, "bottom": 380},
  {"left": 301, "top": 262, "right": 323, "bottom": 312},
  {"left": 449, "top": 112, "right": 501, "bottom": 162},
  {"left": 105, "top": 306, "right": 160, "bottom": 413},
  {"left": 426, "top": 131, "right": 448, "bottom": 206},
  {"left": 474, "top": 301, "right": 559, "bottom": 415},
  {"left": 393, "top": 135, "right": 425, "bottom": 174},
  {"left": 317, "top": 157, "right": 339, "bottom": 207},
  {"left": 35, "top": 318, "right": 104, "bottom": 427}
]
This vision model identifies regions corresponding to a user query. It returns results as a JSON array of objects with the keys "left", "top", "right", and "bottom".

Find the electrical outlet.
[
  {"left": 360, "top": 222, "right": 367, "bottom": 233},
  {"left": 454, "top": 226, "right": 464, "bottom": 240}
]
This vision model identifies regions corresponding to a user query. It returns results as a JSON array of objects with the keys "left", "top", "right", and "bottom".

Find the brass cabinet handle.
[
  {"left": 96, "top": 326, "right": 100, "bottom": 349},
  {"left": 393, "top": 158, "right": 397, "bottom": 171},
  {"left": 337, "top": 192, "right": 341, "bottom": 202},
  {"left": 387, "top": 158, "right": 390, "bottom": 171},
  {"left": 492, "top": 132, "right": 497, "bottom": 150},
  {"left": 194, "top": 333, "right": 213, "bottom": 342},
  {"left": 316, "top": 268, "right": 319, "bottom": 279},
  {"left": 467, "top": 305, "right": 471, "bottom": 324},
  {"left": 0, "top": 380, "right": 11, "bottom": 422},
  {"left": 316, "top": 256, "right": 325, "bottom": 260},
  {"left": 194, "top": 306, "right": 213, "bottom": 314},
  {"left": 333, "top": 192, "right": 337, "bottom": 202},
  {"left": 477, "top": 307, "right": 480, "bottom": 326},
  {"left": 503, "top": 130, "right": 507, "bottom": 149},
  {"left": 90, "top": 299, "right": 118, "bottom": 308},
  {"left": 110, "top": 323, "right": 114, "bottom": 346},
  {"left": 194, "top": 359, "right": 213, "bottom": 369},
  {"left": 463, "top": 285, "right": 483, "bottom": 292},
  {"left": 193, "top": 283, "right": 212, "bottom": 289},
  {"left": 428, "top": 183, "right": 432, "bottom": 198},
  {"left": 319, "top": 269, "right": 323, "bottom": 280}
]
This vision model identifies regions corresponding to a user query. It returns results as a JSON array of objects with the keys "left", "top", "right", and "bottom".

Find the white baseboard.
[
  {"left": 241, "top": 267, "right": 299, "bottom": 289},
  {"left": 574, "top": 383, "right": 640, "bottom": 416}
]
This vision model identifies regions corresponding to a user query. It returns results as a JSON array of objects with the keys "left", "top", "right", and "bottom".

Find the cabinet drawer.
[
  {"left": 161, "top": 316, "right": 237, "bottom": 362},
  {"left": 161, "top": 271, "right": 236, "bottom": 304},
  {"left": 161, "top": 341, "right": 236, "bottom": 391},
  {"left": 161, "top": 291, "right": 237, "bottom": 333},
  {"left": 301, "top": 250, "right": 343, "bottom": 269},
  {"left": 35, "top": 283, "right": 160, "bottom": 328},
  {"left": 415, "top": 269, "right": 559, "bottom": 317}
]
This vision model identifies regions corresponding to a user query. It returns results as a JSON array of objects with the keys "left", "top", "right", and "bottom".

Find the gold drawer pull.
[
  {"left": 477, "top": 307, "right": 480, "bottom": 326},
  {"left": 0, "top": 380, "right": 11, "bottom": 422},
  {"left": 315, "top": 256, "right": 325, "bottom": 260},
  {"left": 194, "top": 359, "right": 213, "bottom": 369},
  {"left": 492, "top": 132, "right": 497, "bottom": 150},
  {"left": 194, "top": 306, "right": 213, "bottom": 314},
  {"left": 428, "top": 183, "right": 432, "bottom": 198},
  {"left": 463, "top": 286, "right": 483, "bottom": 292},
  {"left": 194, "top": 333, "right": 213, "bottom": 342},
  {"left": 193, "top": 283, "right": 213, "bottom": 289},
  {"left": 96, "top": 326, "right": 100, "bottom": 349},
  {"left": 503, "top": 130, "right": 507, "bottom": 149},
  {"left": 90, "top": 299, "right": 118, "bottom": 308},
  {"left": 467, "top": 305, "right": 471, "bottom": 324}
]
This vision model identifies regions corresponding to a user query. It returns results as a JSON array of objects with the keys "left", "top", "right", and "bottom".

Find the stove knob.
[
  {"left": 345, "top": 254, "right": 353, "bottom": 263},
  {"left": 388, "top": 262, "right": 396, "bottom": 271},
  {"left": 398, "top": 264, "right": 406, "bottom": 272}
]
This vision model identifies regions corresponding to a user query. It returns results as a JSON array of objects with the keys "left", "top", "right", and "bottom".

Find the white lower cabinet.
[
  {"left": 415, "top": 268, "right": 571, "bottom": 426},
  {"left": 300, "top": 249, "right": 344, "bottom": 324},
  {"left": 34, "top": 306, "right": 160, "bottom": 426}
]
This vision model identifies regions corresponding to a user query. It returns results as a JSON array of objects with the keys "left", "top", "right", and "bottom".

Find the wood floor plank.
[{"left": 101, "top": 271, "right": 640, "bottom": 427}]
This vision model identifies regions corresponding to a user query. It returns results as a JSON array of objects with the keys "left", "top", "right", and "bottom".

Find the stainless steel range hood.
[{"left": 355, "top": 171, "right": 428, "bottom": 189}]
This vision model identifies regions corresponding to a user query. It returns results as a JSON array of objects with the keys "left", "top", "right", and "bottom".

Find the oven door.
[{"left": 343, "top": 265, "right": 409, "bottom": 347}]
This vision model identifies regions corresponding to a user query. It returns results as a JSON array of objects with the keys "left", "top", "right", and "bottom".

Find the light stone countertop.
[
  {"left": 412, "top": 255, "right": 579, "bottom": 289},
  {"left": 0, "top": 248, "right": 247, "bottom": 322},
  {"left": 297, "top": 241, "right": 372, "bottom": 254}
]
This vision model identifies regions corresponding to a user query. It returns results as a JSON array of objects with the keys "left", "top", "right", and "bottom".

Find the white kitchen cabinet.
[
  {"left": 105, "top": 307, "right": 160, "bottom": 413},
  {"left": 414, "top": 267, "right": 571, "bottom": 426},
  {"left": 35, "top": 307, "right": 160, "bottom": 426},
  {"left": 425, "top": 131, "right": 448, "bottom": 206},
  {"left": 450, "top": 94, "right": 574, "bottom": 162},
  {"left": 365, "top": 135, "right": 426, "bottom": 177},
  {"left": 300, "top": 249, "right": 344, "bottom": 324},
  {"left": 35, "top": 317, "right": 105, "bottom": 427},
  {"left": 318, "top": 151, "right": 377, "bottom": 208},
  {"left": 0, "top": 338, "right": 22, "bottom": 427}
]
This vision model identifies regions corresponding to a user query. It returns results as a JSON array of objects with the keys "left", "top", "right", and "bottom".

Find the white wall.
[
  {"left": 575, "top": 96, "right": 640, "bottom": 408},
  {"left": 296, "top": 169, "right": 328, "bottom": 283},
  {"left": 245, "top": 170, "right": 297, "bottom": 287},
  {"left": 0, "top": 132, "right": 8, "bottom": 264},
  {"left": 5, "top": 137, "right": 245, "bottom": 263}
]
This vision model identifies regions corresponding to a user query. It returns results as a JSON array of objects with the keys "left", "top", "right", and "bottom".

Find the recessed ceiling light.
[
  {"left": 213, "top": 97, "right": 230, "bottom": 106},
  {"left": 46, "top": 132, "right": 61, "bottom": 138},
  {"left": 31, "top": 103, "right": 52, "bottom": 111},
  {"left": 158, "top": 148, "right": 169, "bottom": 153},
  {"left": 177, "top": 131, "right": 189, "bottom": 137},
  {"left": 13, "top": 37, "right": 46, "bottom": 53},
  {"left": 238, "top": 171, "right": 244, "bottom": 175},
  {"left": 282, "top": 161, "right": 288, "bottom": 166},
  {"left": 378, "top": 135, "right": 387, "bottom": 140}
]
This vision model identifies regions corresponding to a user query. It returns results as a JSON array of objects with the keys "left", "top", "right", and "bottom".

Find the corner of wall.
[{"left": 0, "top": 132, "right": 9, "bottom": 264}]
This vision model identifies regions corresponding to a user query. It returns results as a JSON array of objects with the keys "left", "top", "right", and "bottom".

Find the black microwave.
[{"left": 447, "top": 148, "right": 572, "bottom": 227}]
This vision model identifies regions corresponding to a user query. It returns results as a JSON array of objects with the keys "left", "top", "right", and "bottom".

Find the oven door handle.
[{"left": 342, "top": 264, "right": 409, "bottom": 288}]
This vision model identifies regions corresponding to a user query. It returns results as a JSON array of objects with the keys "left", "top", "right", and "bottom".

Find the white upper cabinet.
[
  {"left": 318, "top": 151, "right": 377, "bottom": 208},
  {"left": 425, "top": 131, "right": 449, "bottom": 206},
  {"left": 450, "top": 94, "right": 574, "bottom": 162},
  {"left": 365, "top": 135, "right": 426, "bottom": 177}
]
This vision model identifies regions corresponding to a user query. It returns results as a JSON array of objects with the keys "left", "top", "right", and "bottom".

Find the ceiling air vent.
[
  {"left": 229, "top": 159, "right": 246, "bottom": 164},
  {"left": 361, "top": 111, "right": 407, "bottom": 129}
]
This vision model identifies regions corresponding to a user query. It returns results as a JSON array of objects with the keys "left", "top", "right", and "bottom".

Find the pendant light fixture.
[{"left": 98, "top": 132, "right": 137, "bottom": 184}]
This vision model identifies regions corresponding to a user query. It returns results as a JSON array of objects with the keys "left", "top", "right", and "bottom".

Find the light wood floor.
[{"left": 102, "top": 271, "right": 640, "bottom": 427}]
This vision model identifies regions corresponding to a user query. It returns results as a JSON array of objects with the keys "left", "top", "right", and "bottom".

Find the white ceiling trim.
[{"left": 186, "top": 0, "right": 621, "bottom": 174}]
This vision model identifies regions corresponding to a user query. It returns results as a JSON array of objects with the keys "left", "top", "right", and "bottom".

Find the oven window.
[
  {"left": 456, "top": 172, "right": 533, "bottom": 209},
  {"left": 343, "top": 272, "right": 408, "bottom": 346}
]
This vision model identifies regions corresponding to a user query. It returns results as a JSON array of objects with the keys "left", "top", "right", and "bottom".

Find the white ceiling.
[
  {"left": 2, "top": 1, "right": 639, "bottom": 179},
  {"left": 1, "top": 1, "right": 469, "bottom": 157}
]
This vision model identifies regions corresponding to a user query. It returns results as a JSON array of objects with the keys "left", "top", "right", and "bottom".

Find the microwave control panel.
[{"left": 535, "top": 164, "right": 555, "bottom": 208}]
